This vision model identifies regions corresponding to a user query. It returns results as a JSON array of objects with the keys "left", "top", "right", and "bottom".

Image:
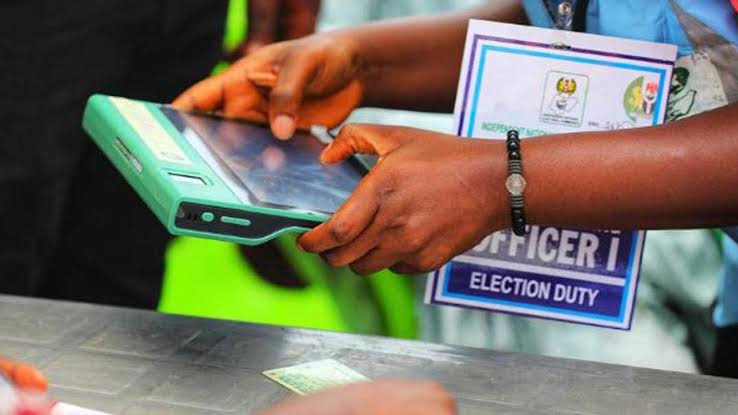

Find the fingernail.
[
  {"left": 248, "top": 71, "right": 278, "bottom": 87},
  {"left": 273, "top": 115, "right": 295, "bottom": 140}
]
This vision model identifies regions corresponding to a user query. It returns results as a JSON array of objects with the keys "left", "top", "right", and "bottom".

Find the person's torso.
[{"left": 523, "top": 0, "right": 738, "bottom": 325}]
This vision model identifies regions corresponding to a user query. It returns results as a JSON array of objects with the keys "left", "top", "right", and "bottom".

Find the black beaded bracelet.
[{"left": 505, "top": 130, "right": 527, "bottom": 236}]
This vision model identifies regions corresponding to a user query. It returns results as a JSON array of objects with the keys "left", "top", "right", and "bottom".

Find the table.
[{"left": 2, "top": 294, "right": 737, "bottom": 414}]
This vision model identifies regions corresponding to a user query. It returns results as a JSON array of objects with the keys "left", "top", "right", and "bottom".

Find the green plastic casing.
[{"left": 82, "top": 94, "right": 334, "bottom": 245}]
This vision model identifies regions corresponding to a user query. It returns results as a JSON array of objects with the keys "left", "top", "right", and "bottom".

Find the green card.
[{"left": 264, "top": 359, "right": 369, "bottom": 395}]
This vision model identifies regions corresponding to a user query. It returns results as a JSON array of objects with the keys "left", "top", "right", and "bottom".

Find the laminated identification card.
[
  {"left": 425, "top": 20, "right": 677, "bottom": 329},
  {"left": 264, "top": 359, "right": 369, "bottom": 395}
]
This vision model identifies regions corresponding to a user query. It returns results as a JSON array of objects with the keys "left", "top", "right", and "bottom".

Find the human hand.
[
  {"left": 0, "top": 356, "right": 48, "bottom": 391},
  {"left": 240, "top": 0, "right": 321, "bottom": 56},
  {"left": 258, "top": 379, "right": 456, "bottom": 415},
  {"left": 173, "top": 32, "right": 363, "bottom": 140},
  {"left": 298, "top": 124, "right": 508, "bottom": 275}
]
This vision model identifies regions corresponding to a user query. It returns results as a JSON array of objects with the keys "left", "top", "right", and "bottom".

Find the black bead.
[
  {"left": 507, "top": 140, "right": 520, "bottom": 151},
  {"left": 509, "top": 150, "right": 520, "bottom": 160}
]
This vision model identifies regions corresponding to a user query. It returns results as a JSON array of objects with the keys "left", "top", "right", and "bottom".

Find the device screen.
[{"left": 160, "top": 107, "right": 364, "bottom": 215}]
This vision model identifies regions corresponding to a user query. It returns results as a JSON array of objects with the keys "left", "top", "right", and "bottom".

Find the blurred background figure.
[{"left": 0, "top": 0, "right": 227, "bottom": 308}]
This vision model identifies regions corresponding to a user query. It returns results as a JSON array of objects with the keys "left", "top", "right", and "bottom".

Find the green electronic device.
[{"left": 82, "top": 94, "right": 368, "bottom": 245}]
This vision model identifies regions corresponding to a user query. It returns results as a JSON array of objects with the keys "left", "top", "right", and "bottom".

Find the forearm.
[
  {"left": 510, "top": 103, "right": 738, "bottom": 230},
  {"left": 339, "top": 1, "right": 526, "bottom": 112},
  {"left": 298, "top": 104, "right": 737, "bottom": 273}
]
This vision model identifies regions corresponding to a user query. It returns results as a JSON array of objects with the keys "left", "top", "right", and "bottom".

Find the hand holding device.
[
  {"left": 173, "top": 33, "right": 364, "bottom": 140},
  {"left": 298, "top": 124, "right": 507, "bottom": 275}
]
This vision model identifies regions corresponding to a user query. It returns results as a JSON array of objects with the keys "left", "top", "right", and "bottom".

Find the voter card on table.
[
  {"left": 424, "top": 20, "right": 677, "bottom": 330},
  {"left": 264, "top": 359, "right": 369, "bottom": 395}
]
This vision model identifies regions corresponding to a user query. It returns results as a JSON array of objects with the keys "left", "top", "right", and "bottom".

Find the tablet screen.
[{"left": 160, "top": 107, "right": 364, "bottom": 215}]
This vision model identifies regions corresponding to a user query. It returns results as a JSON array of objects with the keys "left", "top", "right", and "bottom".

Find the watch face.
[{"left": 505, "top": 173, "right": 527, "bottom": 195}]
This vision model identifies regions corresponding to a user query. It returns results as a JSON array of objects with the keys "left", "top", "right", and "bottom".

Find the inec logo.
[
  {"left": 539, "top": 71, "right": 589, "bottom": 127},
  {"left": 623, "top": 76, "right": 660, "bottom": 121}
]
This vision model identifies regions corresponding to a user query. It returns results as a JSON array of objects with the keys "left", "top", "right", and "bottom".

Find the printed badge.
[{"left": 430, "top": 20, "right": 677, "bottom": 330}]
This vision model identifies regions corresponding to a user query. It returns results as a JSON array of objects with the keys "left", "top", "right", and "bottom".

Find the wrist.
[
  {"left": 337, "top": 29, "right": 384, "bottom": 108},
  {"left": 353, "top": 38, "right": 377, "bottom": 108},
  {"left": 315, "top": 29, "right": 367, "bottom": 104},
  {"left": 468, "top": 139, "right": 512, "bottom": 233}
]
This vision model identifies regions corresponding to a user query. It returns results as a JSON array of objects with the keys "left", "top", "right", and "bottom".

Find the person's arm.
[
  {"left": 297, "top": 103, "right": 738, "bottom": 275},
  {"left": 347, "top": 1, "right": 526, "bottom": 112},
  {"left": 523, "top": 103, "right": 738, "bottom": 229},
  {"left": 173, "top": 1, "right": 525, "bottom": 139}
]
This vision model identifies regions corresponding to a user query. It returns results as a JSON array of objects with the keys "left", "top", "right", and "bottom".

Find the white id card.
[
  {"left": 263, "top": 359, "right": 369, "bottom": 395},
  {"left": 425, "top": 20, "right": 677, "bottom": 330}
]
